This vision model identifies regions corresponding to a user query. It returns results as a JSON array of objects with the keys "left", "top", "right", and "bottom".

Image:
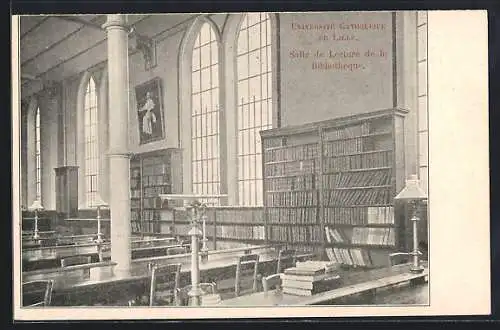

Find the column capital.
[{"left": 102, "top": 14, "right": 129, "bottom": 31}]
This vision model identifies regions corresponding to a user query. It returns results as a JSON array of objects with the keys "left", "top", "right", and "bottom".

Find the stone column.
[{"left": 102, "top": 14, "right": 131, "bottom": 277}]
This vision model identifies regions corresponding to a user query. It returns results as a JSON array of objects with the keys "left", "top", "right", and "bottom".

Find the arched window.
[
  {"left": 84, "top": 76, "right": 99, "bottom": 207},
  {"left": 35, "top": 106, "right": 41, "bottom": 202},
  {"left": 236, "top": 13, "right": 273, "bottom": 206},
  {"left": 191, "top": 22, "right": 221, "bottom": 198}
]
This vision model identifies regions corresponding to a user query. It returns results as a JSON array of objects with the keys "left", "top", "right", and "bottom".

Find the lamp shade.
[
  {"left": 395, "top": 174, "right": 427, "bottom": 201},
  {"left": 28, "top": 200, "right": 44, "bottom": 211}
]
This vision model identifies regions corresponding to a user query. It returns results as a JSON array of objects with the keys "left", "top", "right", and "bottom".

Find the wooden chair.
[
  {"left": 261, "top": 273, "right": 283, "bottom": 295},
  {"left": 149, "top": 263, "right": 182, "bottom": 306},
  {"left": 276, "top": 249, "right": 297, "bottom": 273},
  {"left": 22, "top": 280, "right": 53, "bottom": 307},
  {"left": 167, "top": 246, "right": 188, "bottom": 255},
  {"left": 60, "top": 255, "right": 92, "bottom": 268},
  {"left": 176, "top": 282, "right": 218, "bottom": 306},
  {"left": 234, "top": 254, "right": 260, "bottom": 297}
]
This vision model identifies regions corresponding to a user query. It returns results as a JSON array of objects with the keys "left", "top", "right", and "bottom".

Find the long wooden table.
[
  {"left": 21, "top": 238, "right": 179, "bottom": 271},
  {"left": 22, "top": 245, "right": 285, "bottom": 306},
  {"left": 219, "top": 263, "right": 428, "bottom": 306}
]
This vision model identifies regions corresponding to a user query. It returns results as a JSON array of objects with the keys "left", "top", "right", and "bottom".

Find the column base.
[{"left": 188, "top": 287, "right": 202, "bottom": 306}]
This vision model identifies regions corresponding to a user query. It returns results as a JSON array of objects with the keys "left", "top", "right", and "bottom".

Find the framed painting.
[{"left": 135, "top": 77, "right": 165, "bottom": 144}]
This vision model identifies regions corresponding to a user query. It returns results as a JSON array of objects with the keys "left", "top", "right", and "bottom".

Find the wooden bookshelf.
[
  {"left": 129, "top": 149, "right": 182, "bottom": 234},
  {"left": 169, "top": 206, "right": 266, "bottom": 250},
  {"left": 260, "top": 109, "right": 408, "bottom": 266}
]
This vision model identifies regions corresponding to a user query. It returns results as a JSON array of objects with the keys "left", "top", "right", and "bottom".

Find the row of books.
[
  {"left": 143, "top": 197, "right": 161, "bottom": 209},
  {"left": 141, "top": 210, "right": 161, "bottom": 222},
  {"left": 323, "top": 206, "right": 395, "bottom": 225},
  {"left": 351, "top": 227, "right": 395, "bottom": 246},
  {"left": 131, "top": 199, "right": 141, "bottom": 208},
  {"left": 131, "top": 221, "right": 155, "bottom": 233},
  {"left": 142, "top": 161, "right": 169, "bottom": 175},
  {"left": 265, "top": 175, "right": 317, "bottom": 191},
  {"left": 268, "top": 225, "right": 290, "bottom": 241},
  {"left": 208, "top": 209, "right": 265, "bottom": 224},
  {"left": 323, "top": 150, "right": 393, "bottom": 171},
  {"left": 325, "top": 247, "right": 373, "bottom": 267},
  {"left": 131, "top": 210, "right": 141, "bottom": 221},
  {"left": 264, "top": 144, "right": 318, "bottom": 163},
  {"left": 215, "top": 224, "right": 265, "bottom": 240},
  {"left": 322, "top": 138, "right": 364, "bottom": 156},
  {"left": 324, "top": 187, "right": 393, "bottom": 206},
  {"left": 325, "top": 225, "right": 395, "bottom": 246},
  {"left": 322, "top": 122, "right": 371, "bottom": 141},
  {"left": 262, "top": 137, "right": 284, "bottom": 149},
  {"left": 266, "top": 207, "right": 318, "bottom": 224},
  {"left": 282, "top": 261, "right": 341, "bottom": 296},
  {"left": 264, "top": 159, "right": 317, "bottom": 177},
  {"left": 266, "top": 190, "right": 318, "bottom": 207},
  {"left": 323, "top": 169, "right": 392, "bottom": 188},
  {"left": 142, "top": 174, "right": 171, "bottom": 187},
  {"left": 144, "top": 186, "right": 169, "bottom": 198},
  {"left": 290, "top": 225, "right": 323, "bottom": 243},
  {"left": 324, "top": 226, "right": 346, "bottom": 243}
]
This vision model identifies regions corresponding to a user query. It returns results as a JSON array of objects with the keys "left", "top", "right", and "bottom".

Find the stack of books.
[{"left": 281, "top": 261, "right": 342, "bottom": 296}]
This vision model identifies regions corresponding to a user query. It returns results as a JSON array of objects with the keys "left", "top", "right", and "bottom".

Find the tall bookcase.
[
  {"left": 261, "top": 109, "right": 407, "bottom": 267},
  {"left": 129, "top": 148, "right": 182, "bottom": 234}
]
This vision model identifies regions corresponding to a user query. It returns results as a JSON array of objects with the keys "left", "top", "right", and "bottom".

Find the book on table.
[{"left": 281, "top": 261, "right": 342, "bottom": 296}]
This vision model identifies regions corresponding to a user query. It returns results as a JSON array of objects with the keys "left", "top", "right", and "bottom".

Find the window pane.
[
  {"left": 211, "top": 66, "right": 219, "bottom": 89},
  {"left": 201, "top": 67, "right": 211, "bottom": 91},
  {"left": 248, "top": 24, "right": 261, "bottom": 52},
  {"left": 249, "top": 76, "right": 261, "bottom": 101},
  {"left": 248, "top": 50, "right": 261, "bottom": 77}
]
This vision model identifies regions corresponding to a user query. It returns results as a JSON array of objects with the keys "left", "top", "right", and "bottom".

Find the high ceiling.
[{"left": 18, "top": 14, "right": 198, "bottom": 98}]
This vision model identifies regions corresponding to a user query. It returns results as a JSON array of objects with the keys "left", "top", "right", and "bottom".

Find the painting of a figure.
[{"left": 135, "top": 78, "right": 164, "bottom": 144}]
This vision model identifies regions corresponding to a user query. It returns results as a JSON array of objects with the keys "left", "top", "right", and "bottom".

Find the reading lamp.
[
  {"left": 28, "top": 200, "right": 44, "bottom": 240},
  {"left": 93, "top": 195, "right": 108, "bottom": 243},
  {"left": 159, "top": 194, "right": 226, "bottom": 306},
  {"left": 394, "top": 174, "right": 427, "bottom": 273}
]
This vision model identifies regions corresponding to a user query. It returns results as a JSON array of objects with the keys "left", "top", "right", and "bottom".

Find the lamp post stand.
[
  {"left": 409, "top": 205, "right": 424, "bottom": 273},
  {"left": 187, "top": 203, "right": 203, "bottom": 306},
  {"left": 200, "top": 213, "right": 209, "bottom": 262},
  {"left": 33, "top": 208, "right": 40, "bottom": 240}
]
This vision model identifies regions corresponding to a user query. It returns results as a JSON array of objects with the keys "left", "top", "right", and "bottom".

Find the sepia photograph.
[{"left": 12, "top": 10, "right": 490, "bottom": 320}]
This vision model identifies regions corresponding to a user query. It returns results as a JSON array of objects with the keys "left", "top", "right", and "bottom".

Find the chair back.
[
  {"left": 262, "top": 273, "right": 283, "bottom": 294},
  {"left": 60, "top": 255, "right": 92, "bottom": 268},
  {"left": 277, "top": 249, "right": 296, "bottom": 273},
  {"left": 22, "top": 280, "right": 53, "bottom": 307},
  {"left": 149, "top": 263, "right": 182, "bottom": 306},
  {"left": 166, "top": 246, "right": 188, "bottom": 255},
  {"left": 235, "top": 254, "right": 259, "bottom": 297},
  {"left": 176, "top": 282, "right": 218, "bottom": 306}
]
